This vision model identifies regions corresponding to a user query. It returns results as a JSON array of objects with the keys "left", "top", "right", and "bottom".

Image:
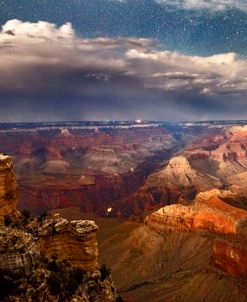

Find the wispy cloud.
[{"left": 155, "top": 0, "right": 247, "bottom": 11}]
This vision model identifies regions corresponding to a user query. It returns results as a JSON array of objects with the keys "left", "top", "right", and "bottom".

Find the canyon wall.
[
  {"left": 0, "top": 154, "right": 19, "bottom": 222},
  {"left": 38, "top": 214, "right": 99, "bottom": 271},
  {"left": 145, "top": 189, "right": 247, "bottom": 278},
  {"left": 211, "top": 239, "right": 247, "bottom": 278}
]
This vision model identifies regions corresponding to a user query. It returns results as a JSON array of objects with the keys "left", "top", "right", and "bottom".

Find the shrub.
[
  {"left": 47, "top": 272, "right": 62, "bottom": 295},
  {"left": 0, "top": 270, "right": 18, "bottom": 299},
  {"left": 46, "top": 256, "right": 59, "bottom": 272},
  {"left": 100, "top": 264, "right": 111, "bottom": 281},
  {"left": 21, "top": 208, "right": 31, "bottom": 220},
  {"left": 4, "top": 215, "right": 12, "bottom": 227},
  {"left": 72, "top": 268, "right": 86, "bottom": 284},
  {"left": 65, "top": 276, "right": 79, "bottom": 296},
  {"left": 38, "top": 211, "right": 48, "bottom": 223}
]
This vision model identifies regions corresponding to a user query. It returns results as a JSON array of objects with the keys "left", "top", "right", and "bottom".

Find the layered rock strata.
[
  {"left": 38, "top": 214, "right": 99, "bottom": 271},
  {"left": 211, "top": 239, "right": 247, "bottom": 278},
  {"left": 145, "top": 189, "right": 247, "bottom": 278},
  {"left": 0, "top": 226, "right": 40, "bottom": 276},
  {"left": 0, "top": 154, "right": 19, "bottom": 221},
  {"left": 0, "top": 216, "right": 118, "bottom": 301},
  {"left": 145, "top": 189, "right": 247, "bottom": 236}
]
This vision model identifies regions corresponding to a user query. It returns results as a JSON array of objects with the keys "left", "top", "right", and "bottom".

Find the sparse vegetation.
[
  {"left": 46, "top": 256, "right": 86, "bottom": 298},
  {"left": 4, "top": 215, "right": 12, "bottom": 227},
  {"left": 21, "top": 208, "right": 31, "bottom": 220},
  {"left": 38, "top": 210, "right": 48, "bottom": 223},
  {"left": 100, "top": 264, "right": 111, "bottom": 281},
  {"left": 0, "top": 269, "right": 19, "bottom": 299},
  {"left": 47, "top": 272, "right": 62, "bottom": 295}
]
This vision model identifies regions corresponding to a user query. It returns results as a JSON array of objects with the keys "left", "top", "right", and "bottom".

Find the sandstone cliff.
[
  {"left": 0, "top": 154, "right": 19, "bottom": 222},
  {"left": 0, "top": 215, "right": 119, "bottom": 302},
  {"left": 38, "top": 214, "right": 99, "bottom": 271},
  {"left": 144, "top": 189, "right": 247, "bottom": 279},
  {"left": 145, "top": 189, "right": 247, "bottom": 236}
]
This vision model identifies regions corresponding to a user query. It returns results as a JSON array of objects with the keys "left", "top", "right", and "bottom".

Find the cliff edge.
[
  {"left": 0, "top": 154, "right": 19, "bottom": 222},
  {"left": 0, "top": 153, "right": 120, "bottom": 302}
]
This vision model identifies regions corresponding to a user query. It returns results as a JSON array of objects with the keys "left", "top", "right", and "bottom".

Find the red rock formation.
[
  {"left": 211, "top": 239, "right": 247, "bottom": 277},
  {"left": 145, "top": 189, "right": 247, "bottom": 278},
  {"left": 0, "top": 154, "right": 19, "bottom": 222},
  {"left": 145, "top": 189, "right": 247, "bottom": 235},
  {"left": 38, "top": 214, "right": 99, "bottom": 271},
  {"left": 0, "top": 127, "right": 177, "bottom": 216}
]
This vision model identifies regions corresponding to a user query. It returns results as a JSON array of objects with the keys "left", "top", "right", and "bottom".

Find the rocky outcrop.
[
  {"left": 155, "top": 156, "right": 221, "bottom": 190},
  {"left": 38, "top": 214, "right": 99, "bottom": 271},
  {"left": 144, "top": 189, "right": 247, "bottom": 278},
  {"left": 0, "top": 215, "right": 119, "bottom": 301},
  {"left": 0, "top": 153, "right": 120, "bottom": 301},
  {"left": 0, "top": 154, "right": 19, "bottom": 222},
  {"left": 145, "top": 189, "right": 247, "bottom": 236},
  {"left": 0, "top": 226, "right": 40, "bottom": 276}
]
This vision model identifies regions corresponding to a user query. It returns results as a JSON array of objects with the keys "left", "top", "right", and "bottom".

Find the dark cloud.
[{"left": 0, "top": 19, "right": 247, "bottom": 122}]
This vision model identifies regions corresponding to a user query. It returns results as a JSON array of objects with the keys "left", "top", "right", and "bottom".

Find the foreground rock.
[
  {"left": 0, "top": 154, "right": 19, "bottom": 222},
  {"left": 0, "top": 154, "right": 120, "bottom": 302},
  {"left": 0, "top": 215, "right": 119, "bottom": 302},
  {"left": 38, "top": 214, "right": 99, "bottom": 271}
]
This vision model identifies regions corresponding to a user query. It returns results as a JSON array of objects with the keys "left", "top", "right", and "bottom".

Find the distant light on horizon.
[{"left": 136, "top": 119, "right": 142, "bottom": 124}]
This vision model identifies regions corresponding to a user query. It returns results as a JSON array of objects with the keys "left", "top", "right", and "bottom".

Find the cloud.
[
  {"left": 0, "top": 19, "right": 247, "bottom": 121},
  {"left": 155, "top": 0, "right": 247, "bottom": 11}
]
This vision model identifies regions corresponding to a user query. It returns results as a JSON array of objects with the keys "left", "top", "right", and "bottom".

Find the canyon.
[
  {"left": 0, "top": 123, "right": 178, "bottom": 216},
  {"left": 1, "top": 121, "right": 247, "bottom": 301},
  {"left": 128, "top": 123, "right": 247, "bottom": 211}
]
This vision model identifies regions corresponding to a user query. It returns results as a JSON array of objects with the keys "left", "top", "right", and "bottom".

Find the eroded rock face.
[
  {"left": 0, "top": 226, "right": 40, "bottom": 276},
  {"left": 0, "top": 215, "right": 119, "bottom": 301},
  {"left": 145, "top": 189, "right": 247, "bottom": 278},
  {"left": 38, "top": 214, "right": 99, "bottom": 271},
  {"left": 212, "top": 239, "right": 247, "bottom": 278},
  {"left": 145, "top": 189, "right": 247, "bottom": 236},
  {"left": 0, "top": 154, "right": 19, "bottom": 222},
  {"left": 132, "top": 123, "right": 247, "bottom": 210}
]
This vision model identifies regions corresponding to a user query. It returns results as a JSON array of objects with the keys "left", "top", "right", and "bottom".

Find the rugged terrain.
[
  {"left": 1, "top": 121, "right": 247, "bottom": 301},
  {"left": 0, "top": 123, "right": 178, "bottom": 216},
  {"left": 129, "top": 123, "right": 247, "bottom": 211},
  {"left": 99, "top": 190, "right": 247, "bottom": 302},
  {"left": 0, "top": 154, "right": 20, "bottom": 221},
  {"left": 0, "top": 154, "right": 120, "bottom": 302}
]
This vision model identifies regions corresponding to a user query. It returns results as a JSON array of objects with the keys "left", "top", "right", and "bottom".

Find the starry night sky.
[
  {"left": 0, "top": 0, "right": 247, "bottom": 121},
  {"left": 1, "top": 0, "right": 247, "bottom": 56}
]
